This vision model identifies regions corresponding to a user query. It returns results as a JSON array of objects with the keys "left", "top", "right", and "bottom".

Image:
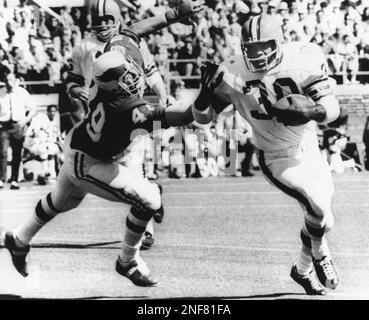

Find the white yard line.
[
  {"left": 1, "top": 189, "right": 369, "bottom": 200},
  {"left": 4, "top": 203, "right": 369, "bottom": 211},
  {"left": 1, "top": 236, "right": 368, "bottom": 259}
]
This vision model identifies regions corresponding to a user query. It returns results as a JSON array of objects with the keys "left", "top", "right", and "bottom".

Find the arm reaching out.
[
  {"left": 164, "top": 103, "right": 194, "bottom": 127},
  {"left": 192, "top": 62, "right": 229, "bottom": 124},
  {"left": 128, "top": 0, "right": 205, "bottom": 37}
]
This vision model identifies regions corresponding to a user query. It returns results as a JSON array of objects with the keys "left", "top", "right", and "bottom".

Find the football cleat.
[
  {"left": 153, "top": 183, "right": 164, "bottom": 224},
  {"left": 3, "top": 231, "right": 30, "bottom": 277},
  {"left": 115, "top": 256, "right": 159, "bottom": 287},
  {"left": 290, "top": 265, "right": 327, "bottom": 296},
  {"left": 313, "top": 256, "right": 339, "bottom": 289},
  {"left": 140, "top": 232, "right": 155, "bottom": 251}
]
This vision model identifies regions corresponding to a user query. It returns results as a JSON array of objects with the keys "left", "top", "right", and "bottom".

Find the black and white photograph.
[{"left": 0, "top": 0, "right": 368, "bottom": 304}]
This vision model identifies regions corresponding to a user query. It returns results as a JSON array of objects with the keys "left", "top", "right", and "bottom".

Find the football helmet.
[
  {"left": 93, "top": 50, "right": 147, "bottom": 97},
  {"left": 89, "top": 0, "right": 122, "bottom": 42},
  {"left": 241, "top": 15, "right": 283, "bottom": 73}
]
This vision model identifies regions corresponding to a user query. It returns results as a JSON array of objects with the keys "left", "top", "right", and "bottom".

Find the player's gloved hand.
[
  {"left": 273, "top": 94, "right": 315, "bottom": 126},
  {"left": 166, "top": 0, "right": 205, "bottom": 26},
  {"left": 200, "top": 62, "right": 224, "bottom": 93},
  {"left": 194, "top": 62, "right": 224, "bottom": 112},
  {"left": 70, "top": 86, "right": 89, "bottom": 102}
]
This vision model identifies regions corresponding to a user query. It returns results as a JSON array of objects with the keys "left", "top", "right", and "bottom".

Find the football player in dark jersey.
[{"left": 3, "top": 35, "right": 194, "bottom": 287}]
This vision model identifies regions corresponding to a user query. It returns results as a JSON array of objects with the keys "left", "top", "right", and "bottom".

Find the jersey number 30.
[
  {"left": 245, "top": 77, "right": 299, "bottom": 120},
  {"left": 87, "top": 103, "right": 105, "bottom": 142}
]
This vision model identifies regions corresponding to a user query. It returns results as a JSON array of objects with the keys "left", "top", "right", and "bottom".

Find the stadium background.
[
  {"left": 1, "top": 0, "right": 368, "bottom": 141},
  {"left": 0, "top": 0, "right": 369, "bottom": 300}
]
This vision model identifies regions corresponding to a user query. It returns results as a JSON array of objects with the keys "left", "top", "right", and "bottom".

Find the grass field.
[{"left": 0, "top": 172, "right": 369, "bottom": 300}]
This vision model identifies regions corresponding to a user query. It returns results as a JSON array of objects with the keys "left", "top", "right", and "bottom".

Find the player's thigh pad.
[
  {"left": 120, "top": 134, "right": 148, "bottom": 176},
  {"left": 303, "top": 146, "right": 335, "bottom": 198},
  {"left": 260, "top": 153, "right": 331, "bottom": 219},
  {"left": 80, "top": 159, "right": 161, "bottom": 212}
]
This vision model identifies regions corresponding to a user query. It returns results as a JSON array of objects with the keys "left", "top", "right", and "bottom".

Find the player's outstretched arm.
[
  {"left": 128, "top": 0, "right": 205, "bottom": 38},
  {"left": 192, "top": 62, "right": 228, "bottom": 124},
  {"left": 164, "top": 104, "right": 194, "bottom": 127}
]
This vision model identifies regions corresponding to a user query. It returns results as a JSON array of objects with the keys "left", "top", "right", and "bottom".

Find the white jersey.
[
  {"left": 25, "top": 113, "right": 61, "bottom": 145},
  {"left": 68, "top": 35, "right": 159, "bottom": 94},
  {"left": 69, "top": 35, "right": 106, "bottom": 92},
  {"left": 213, "top": 42, "right": 334, "bottom": 152}
]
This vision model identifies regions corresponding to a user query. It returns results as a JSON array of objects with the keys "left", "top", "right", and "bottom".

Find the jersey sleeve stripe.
[
  {"left": 303, "top": 78, "right": 332, "bottom": 102},
  {"left": 302, "top": 76, "right": 329, "bottom": 92}
]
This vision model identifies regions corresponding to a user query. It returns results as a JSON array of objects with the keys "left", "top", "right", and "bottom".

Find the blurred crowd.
[
  {"left": 2, "top": 0, "right": 369, "bottom": 86},
  {"left": 1, "top": 0, "right": 368, "bottom": 188}
]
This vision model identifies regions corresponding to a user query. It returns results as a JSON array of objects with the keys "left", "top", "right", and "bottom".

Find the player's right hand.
[
  {"left": 175, "top": 0, "right": 205, "bottom": 25},
  {"left": 70, "top": 86, "right": 89, "bottom": 102},
  {"left": 200, "top": 62, "right": 224, "bottom": 93}
]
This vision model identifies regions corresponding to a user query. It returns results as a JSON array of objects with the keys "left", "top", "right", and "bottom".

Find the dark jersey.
[{"left": 70, "top": 89, "right": 168, "bottom": 160}]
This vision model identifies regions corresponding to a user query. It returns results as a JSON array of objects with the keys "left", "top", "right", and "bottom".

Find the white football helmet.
[
  {"left": 241, "top": 15, "right": 284, "bottom": 73},
  {"left": 89, "top": 0, "right": 122, "bottom": 42},
  {"left": 93, "top": 51, "right": 147, "bottom": 97}
]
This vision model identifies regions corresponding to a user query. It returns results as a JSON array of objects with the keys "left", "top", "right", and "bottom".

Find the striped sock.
[
  {"left": 311, "top": 236, "right": 330, "bottom": 260},
  {"left": 14, "top": 194, "right": 59, "bottom": 246},
  {"left": 305, "top": 220, "right": 330, "bottom": 259},
  {"left": 120, "top": 207, "right": 152, "bottom": 263}
]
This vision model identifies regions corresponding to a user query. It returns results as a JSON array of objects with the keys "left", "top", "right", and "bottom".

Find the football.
[{"left": 273, "top": 94, "right": 315, "bottom": 126}]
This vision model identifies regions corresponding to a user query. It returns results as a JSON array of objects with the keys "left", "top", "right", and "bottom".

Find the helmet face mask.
[
  {"left": 94, "top": 51, "right": 147, "bottom": 98},
  {"left": 92, "top": 16, "right": 120, "bottom": 42},
  {"left": 241, "top": 16, "right": 283, "bottom": 73},
  {"left": 90, "top": 0, "right": 122, "bottom": 42},
  {"left": 116, "top": 56, "right": 147, "bottom": 97},
  {"left": 241, "top": 39, "right": 280, "bottom": 73}
]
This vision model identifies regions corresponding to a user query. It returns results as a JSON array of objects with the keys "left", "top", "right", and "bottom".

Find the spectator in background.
[
  {"left": 340, "top": 34, "right": 359, "bottom": 83},
  {"left": 177, "top": 36, "right": 199, "bottom": 87},
  {"left": 362, "top": 115, "right": 369, "bottom": 170},
  {"left": 24, "top": 104, "right": 62, "bottom": 185},
  {"left": 0, "top": 65, "right": 36, "bottom": 189},
  {"left": 267, "top": 0, "right": 279, "bottom": 16}
]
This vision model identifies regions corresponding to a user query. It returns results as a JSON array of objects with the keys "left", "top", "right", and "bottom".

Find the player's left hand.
[
  {"left": 273, "top": 94, "right": 315, "bottom": 126},
  {"left": 200, "top": 62, "right": 224, "bottom": 93}
]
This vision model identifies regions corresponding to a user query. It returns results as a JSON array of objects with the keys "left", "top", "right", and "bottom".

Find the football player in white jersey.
[
  {"left": 66, "top": 0, "right": 205, "bottom": 107},
  {"left": 192, "top": 15, "right": 340, "bottom": 295},
  {"left": 66, "top": 0, "right": 205, "bottom": 249}
]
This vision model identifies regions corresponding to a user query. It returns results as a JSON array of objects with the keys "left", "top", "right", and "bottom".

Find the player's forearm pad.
[
  {"left": 192, "top": 105, "right": 213, "bottom": 124},
  {"left": 317, "top": 95, "right": 340, "bottom": 124}
]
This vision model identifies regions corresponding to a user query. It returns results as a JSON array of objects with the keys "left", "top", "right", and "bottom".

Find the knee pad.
[
  {"left": 134, "top": 184, "right": 162, "bottom": 213},
  {"left": 146, "top": 184, "right": 162, "bottom": 212}
]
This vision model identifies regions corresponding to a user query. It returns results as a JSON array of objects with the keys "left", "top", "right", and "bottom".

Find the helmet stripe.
[
  {"left": 98, "top": 0, "right": 104, "bottom": 16},
  {"left": 250, "top": 17, "right": 255, "bottom": 41},
  {"left": 103, "top": 0, "right": 106, "bottom": 16},
  {"left": 256, "top": 15, "right": 261, "bottom": 40}
]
